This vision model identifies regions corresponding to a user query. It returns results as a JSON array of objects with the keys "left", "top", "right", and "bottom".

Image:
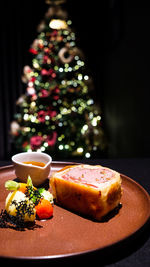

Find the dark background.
[{"left": 0, "top": 0, "right": 150, "bottom": 160}]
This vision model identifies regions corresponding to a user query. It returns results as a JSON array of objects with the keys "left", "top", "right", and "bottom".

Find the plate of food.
[{"left": 0, "top": 154, "right": 149, "bottom": 260}]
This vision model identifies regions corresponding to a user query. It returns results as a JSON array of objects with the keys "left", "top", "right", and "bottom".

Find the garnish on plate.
[{"left": 0, "top": 176, "right": 54, "bottom": 229}]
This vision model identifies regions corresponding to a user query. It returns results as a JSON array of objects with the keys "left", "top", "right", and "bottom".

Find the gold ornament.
[
  {"left": 58, "top": 47, "right": 74, "bottom": 63},
  {"left": 45, "top": 0, "right": 66, "bottom": 5},
  {"left": 16, "top": 95, "right": 26, "bottom": 105},
  {"left": 45, "top": 6, "right": 67, "bottom": 20},
  {"left": 49, "top": 19, "right": 68, "bottom": 30},
  {"left": 10, "top": 121, "right": 20, "bottom": 136}
]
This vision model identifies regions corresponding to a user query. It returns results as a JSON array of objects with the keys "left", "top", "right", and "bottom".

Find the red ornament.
[
  {"left": 37, "top": 110, "right": 46, "bottom": 123},
  {"left": 31, "top": 94, "right": 37, "bottom": 101},
  {"left": 30, "top": 136, "right": 43, "bottom": 150},
  {"left": 54, "top": 86, "right": 60, "bottom": 94},
  {"left": 53, "top": 95, "right": 59, "bottom": 100},
  {"left": 29, "top": 48, "right": 38, "bottom": 55},
  {"left": 41, "top": 68, "right": 56, "bottom": 79},
  {"left": 40, "top": 89, "right": 49, "bottom": 98},
  {"left": 38, "top": 43, "right": 44, "bottom": 49},
  {"left": 46, "top": 132, "right": 57, "bottom": 146},
  {"left": 43, "top": 55, "right": 50, "bottom": 64},
  {"left": 30, "top": 77, "right": 36, "bottom": 83},
  {"left": 41, "top": 69, "right": 49, "bottom": 75},
  {"left": 51, "top": 72, "right": 56, "bottom": 78},
  {"left": 51, "top": 30, "right": 58, "bottom": 37},
  {"left": 44, "top": 47, "right": 50, "bottom": 54},
  {"left": 47, "top": 110, "right": 57, "bottom": 118},
  {"left": 49, "top": 69, "right": 56, "bottom": 79}
]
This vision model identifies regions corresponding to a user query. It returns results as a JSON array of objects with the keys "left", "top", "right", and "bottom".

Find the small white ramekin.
[{"left": 12, "top": 152, "right": 52, "bottom": 186}]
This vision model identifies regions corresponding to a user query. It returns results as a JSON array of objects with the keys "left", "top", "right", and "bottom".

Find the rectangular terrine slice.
[{"left": 50, "top": 164, "right": 122, "bottom": 221}]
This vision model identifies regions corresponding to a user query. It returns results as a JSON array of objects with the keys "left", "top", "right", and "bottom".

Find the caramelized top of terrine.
[{"left": 62, "top": 165, "right": 115, "bottom": 188}]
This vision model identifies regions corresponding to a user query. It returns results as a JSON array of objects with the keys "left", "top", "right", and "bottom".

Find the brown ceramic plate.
[{"left": 0, "top": 162, "right": 150, "bottom": 260}]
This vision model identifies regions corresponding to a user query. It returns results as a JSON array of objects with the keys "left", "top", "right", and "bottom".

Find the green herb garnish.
[{"left": 26, "top": 186, "right": 43, "bottom": 206}]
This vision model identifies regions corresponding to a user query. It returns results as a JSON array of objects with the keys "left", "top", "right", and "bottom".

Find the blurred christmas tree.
[{"left": 11, "top": 0, "right": 106, "bottom": 159}]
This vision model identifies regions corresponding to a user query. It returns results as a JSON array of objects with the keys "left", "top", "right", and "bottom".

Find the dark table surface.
[{"left": 0, "top": 158, "right": 150, "bottom": 267}]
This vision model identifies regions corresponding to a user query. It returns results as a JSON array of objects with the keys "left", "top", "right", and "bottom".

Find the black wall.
[
  {"left": 0, "top": 0, "right": 150, "bottom": 159},
  {"left": 103, "top": 4, "right": 150, "bottom": 157}
]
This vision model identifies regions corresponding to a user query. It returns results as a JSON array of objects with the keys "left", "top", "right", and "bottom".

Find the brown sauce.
[{"left": 23, "top": 161, "right": 45, "bottom": 167}]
